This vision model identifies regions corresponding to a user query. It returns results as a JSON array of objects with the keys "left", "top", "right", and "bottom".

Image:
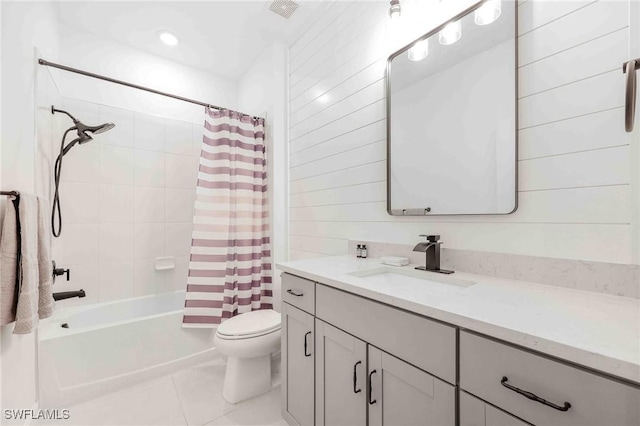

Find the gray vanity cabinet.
[
  {"left": 459, "top": 331, "right": 640, "bottom": 426},
  {"left": 368, "top": 346, "right": 456, "bottom": 426},
  {"left": 315, "top": 320, "right": 367, "bottom": 425},
  {"left": 282, "top": 274, "right": 458, "bottom": 426},
  {"left": 314, "top": 318, "right": 455, "bottom": 426},
  {"left": 459, "top": 391, "right": 531, "bottom": 426},
  {"left": 282, "top": 302, "right": 315, "bottom": 426}
]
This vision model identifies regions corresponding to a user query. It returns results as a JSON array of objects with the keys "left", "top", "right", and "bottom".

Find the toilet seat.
[{"left": 216, "top": 309, "right": 281, "bottom": 340}]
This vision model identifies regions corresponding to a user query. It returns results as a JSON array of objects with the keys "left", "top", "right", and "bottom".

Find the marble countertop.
[{"left": 277, "top": 255, "right": 640, "bottom": 385}]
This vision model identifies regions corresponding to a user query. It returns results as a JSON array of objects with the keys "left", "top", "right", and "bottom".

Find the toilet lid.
[{"left": 216, "top": 309, "right": 281, "bottom": 338}]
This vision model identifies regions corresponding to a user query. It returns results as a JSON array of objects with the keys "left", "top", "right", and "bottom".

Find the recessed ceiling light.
[{"left": 157, "top": 30, "right": 179, "bottom": 46}]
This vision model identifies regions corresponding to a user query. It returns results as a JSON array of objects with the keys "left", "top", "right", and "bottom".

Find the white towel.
[
  {"left": 37, "top": 196, "right": 54, "bottom": 320},
  {"left": 0, "top": 194, "right": 54, "bottom": 333},
  {"left": 0, "top": 195, "right": 21, "bottom": 325}
]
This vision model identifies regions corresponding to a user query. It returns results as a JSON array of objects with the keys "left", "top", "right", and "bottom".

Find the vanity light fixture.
[
  {"left": 408, "top": 39, "right": 429, "bottom": 61},
  {"left": 475, "top": 0, "right": 501, "bottom": 25},
  {"left": 439, "top": 20, "right": 461, "bottom": 45},
  {"left": 157, "top": 30, "right": 179, "bottom": 46},
  {"left": 389, "top": 0, "right": 401, "bottom": 19}
]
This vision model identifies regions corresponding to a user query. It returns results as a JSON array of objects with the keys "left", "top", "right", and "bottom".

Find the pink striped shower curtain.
[{"left": 182, "top": 108, "right": 272, "bottom": 327}]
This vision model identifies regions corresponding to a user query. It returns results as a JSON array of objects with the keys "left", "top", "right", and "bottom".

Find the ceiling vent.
[{"left": 269, "top": 0, "right": 299, "bottom": 19}]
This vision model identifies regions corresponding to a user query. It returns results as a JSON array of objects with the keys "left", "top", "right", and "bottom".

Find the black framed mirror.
[{"left": 387, "top": 0, "right": 517, "bottom": 216}]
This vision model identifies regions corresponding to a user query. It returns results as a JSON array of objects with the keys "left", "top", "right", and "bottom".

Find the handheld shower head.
[
  {"left": 75, "top": 120, "right": 115, "bottom": 138},
  {"left": 52, "top": 105, "right": 115, "bottom": 151},
  {"left": 51, "top": 105, "right": 116, "bottom": 237}
]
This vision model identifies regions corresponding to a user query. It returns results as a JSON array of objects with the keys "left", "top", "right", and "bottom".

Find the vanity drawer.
[
  {"left": 459, "top": 391, "right": 530, "bottom": 426},
  {"left": 316, "top": 284, "right": 456, "bottom": 384},
  {"left": 459, "top": 331, "right": 640, "bottom": 426},
  {"left": 282, "top": 273, "right": 315, "bottom": 315}
]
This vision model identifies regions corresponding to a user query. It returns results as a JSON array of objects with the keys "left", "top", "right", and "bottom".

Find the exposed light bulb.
[
  {"left": 439, "top": 20, "right": 461, "bottom": 45},
  {"left": 408, "top": 39, "right": 429, "bottom": 61},
  {"left": 475, "top": 0, "right": 501, "bottom": 25},
  {"left": 157, "top": 30, "right": 179, "bottom": 46},
  {"left": 389, "top": 0, "right": 401, "bottom": 20}
]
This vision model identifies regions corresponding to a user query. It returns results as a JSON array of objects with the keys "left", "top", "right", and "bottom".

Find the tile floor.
[{"left": 37, "top": 356, "right": 286, "bottom": 426}]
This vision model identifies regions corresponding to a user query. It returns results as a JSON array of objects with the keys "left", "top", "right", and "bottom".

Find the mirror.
[{"left": 387, "top": 0, "right": 517, "bottom": 215}]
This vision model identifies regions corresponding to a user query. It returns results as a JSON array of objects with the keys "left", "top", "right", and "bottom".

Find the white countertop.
[{"left": 277, "top": 255, "right": 640, "bottom": 384}]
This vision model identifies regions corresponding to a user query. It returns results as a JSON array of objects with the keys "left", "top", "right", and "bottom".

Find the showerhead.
[
  {"left": 51, "top": 105, "right": 117, "bottom": 238},
  {"left": 76, "top": 120, "right": 116, "bottom": 137},
  {"left": 51, "top": 105, "right": 115, "bottom": 152}
]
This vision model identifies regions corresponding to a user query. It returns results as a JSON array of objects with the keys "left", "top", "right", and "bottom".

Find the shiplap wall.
[{"left": 288, "top": 0, "right": 637, "bottom": 264}]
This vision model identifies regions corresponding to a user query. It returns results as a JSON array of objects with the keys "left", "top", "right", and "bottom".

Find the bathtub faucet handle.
[{"left": 52, "top": 260, "right": 70, "bottom": 283}]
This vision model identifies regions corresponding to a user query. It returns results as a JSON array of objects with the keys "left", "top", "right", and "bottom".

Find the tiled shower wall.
[{"left": 50, "top": 97, "right": 202, "bottom": 305}]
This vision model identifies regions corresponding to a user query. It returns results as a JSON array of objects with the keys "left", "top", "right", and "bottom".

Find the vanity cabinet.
[
  {"left": 315, "top": 282, "right": 457, "bottom": 384},
  {"left": 281, "top": 302, "right": 315, "bottom": 426},
  {"left": 459, "top": 331, "right": 640, "bottom": 426},
  {"left": 315, "top": 320, "right": 367, "bottom": 425},
  {"left": 281, "top": 273, "right": 640, "bottom": 426},
  {"left": 314, "top": 319, "right": 455, "bottom": 426},
  {"left": 368, "top": 345, "right": 455, "bottom": 425},
  {"left": 282, "top": 273, "right": 456, "bottom": 426},
  {"left": 459, "top": 391, "right": 530, "bottom": 426}
]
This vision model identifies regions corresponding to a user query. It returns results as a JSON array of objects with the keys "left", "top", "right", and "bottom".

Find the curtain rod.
[{"left": 38, "top": 59, "right": 263, "bottom": 121}]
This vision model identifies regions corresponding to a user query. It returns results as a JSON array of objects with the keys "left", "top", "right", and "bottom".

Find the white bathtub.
[{"left": 39, "top": 290, "right": 216, "bottom": 407}]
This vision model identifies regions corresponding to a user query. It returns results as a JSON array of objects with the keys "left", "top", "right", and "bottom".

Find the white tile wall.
[
  {"left": 134, "top": 150, "right": 165, "bottom": 187},
  {"left": 99, "top": 104, "right": 135, "bottom": 148},
  {"left": 134, "top": 187, "right": 165, "bottom": 223},
  {"left": 99, "top": 184, "right": 135, "bottom": 222},
  {"left": 134, "top": 223, "right": 165, "bottom": 260},
  {"left": 99, "top": 145, "right": 135, "bottom": 185},
  {"left": 52, "top": 97, "right": 200, "bottom": 305},
  {"left": 134, "top": 113, "right": 165, "bottom": 151},
  {"left": 288, "top": 0, "right": 637, "bottom": 264}
]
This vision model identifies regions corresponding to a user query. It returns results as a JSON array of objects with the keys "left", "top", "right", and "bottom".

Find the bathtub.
[{"left": 39, "top": 290, "right": 216, "bottom": 407}]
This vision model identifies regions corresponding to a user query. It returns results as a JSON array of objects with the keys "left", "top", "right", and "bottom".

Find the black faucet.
[
  {"left": 53, "top": 290, "right": 86, "bottom": 301},
  {"left": 412, "top": 235, "right": 454, "bottom": 274}
]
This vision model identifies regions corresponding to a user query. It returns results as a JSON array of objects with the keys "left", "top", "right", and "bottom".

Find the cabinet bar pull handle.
[
  {"left": 304, "top": 331, "right": 312, "bottom": 357},
  {"left": 501, "top": 376, "right": 571, "bottom": 412},
  {"left": 623, "top": 59, "right": 639, "bottom": 132},
  {"left": 368, "top": 370, "right": 377, "bottom": 404},
  {"left": 353, "top": 361, "right": 362, "bottom": 394},
  {"left": 287, "top": 289, "right": 303, "bottom": 297}
]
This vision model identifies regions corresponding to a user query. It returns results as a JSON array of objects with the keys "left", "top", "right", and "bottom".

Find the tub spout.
[{"left": 53, "top": 289, "right": 86, "bottom": 301}]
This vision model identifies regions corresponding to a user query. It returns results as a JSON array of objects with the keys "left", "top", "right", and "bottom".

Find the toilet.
[{"left": 214, "top": 309, "right": 281, "bottom": 403}]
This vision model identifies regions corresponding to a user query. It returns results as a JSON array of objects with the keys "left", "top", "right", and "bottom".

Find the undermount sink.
[{"left": 347, "top": 266, "right": 476, "bottom": 289}]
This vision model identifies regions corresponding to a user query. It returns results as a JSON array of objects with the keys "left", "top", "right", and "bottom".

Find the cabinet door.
[
  {"left": 315, "top": 320, "right": 366, "bottom": 426},
  {"left": 368, "top": 346, "right": 455, "bottom": 426},
  {"left": 460, "top": 391, "right": 531, "bottom": 426},
  {"left": 282, "top": 303, "right": 315, "bottom": 426}
]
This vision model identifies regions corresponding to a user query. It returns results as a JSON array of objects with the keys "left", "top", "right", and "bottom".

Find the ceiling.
[{"left": 54, "top": 1, "right": 327, "bottom": 80}]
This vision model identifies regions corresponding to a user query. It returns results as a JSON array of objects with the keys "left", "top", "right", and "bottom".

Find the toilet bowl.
[{"left": 214, "top": 309, "right": 281, "bottom": 403}]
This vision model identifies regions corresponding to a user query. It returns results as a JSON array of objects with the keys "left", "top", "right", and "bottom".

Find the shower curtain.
[{"left": 182, "top": 108, "right": 272, "bottom": 327}]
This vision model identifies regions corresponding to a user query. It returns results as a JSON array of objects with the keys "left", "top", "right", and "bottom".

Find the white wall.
[
  {"left": 288, "top": 0, "right": 638, "bottom": 265},
  {"left": 237, "top": 43, "right": 288, "bottom": 312},
  {"left": 55, "top": 24, "right": 237, "bottom": 123},
  {"left": 1, "top": 0, "right": 61, "bottom": 416}
]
